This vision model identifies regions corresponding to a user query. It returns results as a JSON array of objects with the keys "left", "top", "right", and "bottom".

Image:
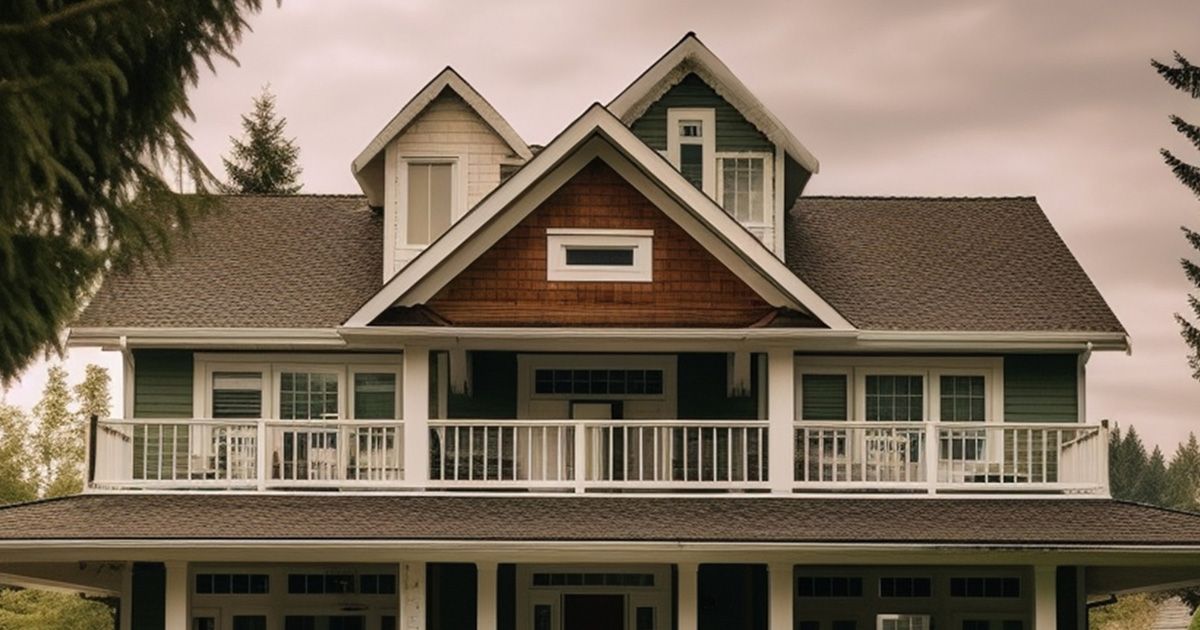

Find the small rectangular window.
[
  {"left": 546, "top": 229, "right": 652, "bottom": 282},
  {"left": 879, "top": 577, "right": 931, "bottom": 598},
  {"left": 679, "top": 120, "right": 703, "bottom": 138},
  {"left": 194, "top": 573, "right": 269, "bottom": 595},
  {"left": 406, "top": 161, "right": 454, "bottom": 246}
]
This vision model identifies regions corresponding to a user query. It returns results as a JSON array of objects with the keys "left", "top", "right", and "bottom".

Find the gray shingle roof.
[
  {"left": 787, "top": 196, "right": 1124, "bottom": 332},
  {"left": 0, "top": 495, "right": 1195, "bottom": 545},
  {"left": 75, "top": 195, "right": 381, "bottom": 329}
]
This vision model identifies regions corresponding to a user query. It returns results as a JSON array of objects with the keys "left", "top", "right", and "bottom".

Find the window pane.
[
  {"left": 866, "top": 375, "right": 924, "bottom": 422},
  {"left": 564, "top": 247, "right": 635, "bottom": 266},
  {"left": 939, "top": 375, "right": 986, "bottom": 422},
  {"left": 680, "top": 144, "right": 704, "bottom": 189},
  {"left": 802, "top": 374, "right": 848, "bottom": 421},
  {"left": 719, "top": 157, "right": 765, "bottom": 223},
  {"left": 354, "top": 373, "right": 396, "bottom": 420},
  {"left": 212, "top": 372, "right": 263, "bottom": 418},
  {"left": 407, "top": 163, "right": 431, "bottom": 245},
  {"left": 280, "top": 372, "right": 339, "bottom": 420},
  {"left": 429, "top": 162, "right": 453, "bottom": 241}
]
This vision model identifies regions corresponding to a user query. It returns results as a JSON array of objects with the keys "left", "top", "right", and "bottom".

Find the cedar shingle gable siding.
[
  {"left": 423, "top": 160, "right": 782, "bottom": 327},
  {"left": 630, "top": 73, "right": 773, "bottom": 153}
]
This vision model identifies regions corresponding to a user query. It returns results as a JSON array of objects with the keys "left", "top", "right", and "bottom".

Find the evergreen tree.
[
  {"left": 31, "top": 365, "right": 75, "bottom": 498},
  {"left": 1110, "top": 426, "right": 1149, "bottom": 501},
  {"left": 1153, "top": 52, "right": 1200, "bottom": 379},
  {"left": 1166, "top": 433, "right": 1200, "bottom": 511},
  {"left": 0, "top": 0, "right": 265, "bottom": 383},
  {"left": 222, "top": 87, "right": 303, "bottom": 194},
  {"left": 1138, "top": 446, "right": 1171, "bottom": 505},
  {"left": 0, "top": 403, "right": 37, "bottom": 505}
]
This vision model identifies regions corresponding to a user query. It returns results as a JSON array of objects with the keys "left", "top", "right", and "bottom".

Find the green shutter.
[
  {"left": 132, "top": 350, "right": 193, "bottom": 418},
  {"left": 1003, "top": 354, "right": 1079, "bottom": 423},
  {"left": 800, "top": 374, "right": 848, "bottom": 421}
]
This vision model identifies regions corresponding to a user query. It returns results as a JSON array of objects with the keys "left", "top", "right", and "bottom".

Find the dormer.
[
  {"left": 353, "top": 68, "right": 533, "bottom": 279},
  {"left": 609, "top": 34, "right": 820, "bottom": 258}
]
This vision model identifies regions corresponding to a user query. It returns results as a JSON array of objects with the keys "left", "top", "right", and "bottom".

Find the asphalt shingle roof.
[
  {"left": 75, "top": 195, "right": 381, "bottom": 329},
  {"left": 787, "top": 196, "right": 1124, "bottom": 332},
  {"left": 0, "top": 495, "right": 1195, "bottom": 545}
]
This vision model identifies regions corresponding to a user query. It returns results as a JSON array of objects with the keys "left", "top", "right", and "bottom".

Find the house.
[{"left": 3, "top": 32, "right": 1200, "bottom": 630}]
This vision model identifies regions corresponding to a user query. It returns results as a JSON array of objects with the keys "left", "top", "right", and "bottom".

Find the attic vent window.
[{"left": 546, "top": 228, "right": 652, "bottom": 282}]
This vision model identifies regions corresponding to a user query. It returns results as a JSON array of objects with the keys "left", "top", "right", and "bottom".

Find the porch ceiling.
[{"left": 1, "top": 495, "right": 1198, "bottom": 547}]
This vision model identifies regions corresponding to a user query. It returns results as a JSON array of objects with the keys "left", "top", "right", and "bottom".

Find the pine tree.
[
  {"left": 1138, "top": 446, "right": 1171, "bottom": 505},
  {"left": 1166, "top": 433, "right": 1200, "bottom": 511},
  {"left": 1110, "top": 426, "right": 1149, "bottom": 501},
  {"left": 0, "top": 0, "right": 265, "bottom": 383},
  {"left": 1153, "top": 52, "right": 1200, "bottom": 379},
  {"left": 222, "top": 87, "right": 303, "bottom": 194},
  {"left": 0, "top": 403, "right": 38, "bottom": 505}
]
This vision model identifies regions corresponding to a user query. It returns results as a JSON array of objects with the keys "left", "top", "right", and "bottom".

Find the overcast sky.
[{"left": 4, "top": 0, "right": 1200, "bottom": 453}]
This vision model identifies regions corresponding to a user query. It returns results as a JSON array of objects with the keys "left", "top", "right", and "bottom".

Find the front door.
[{"left": 563, "top": 594, "right": 624, "bottom": 630}]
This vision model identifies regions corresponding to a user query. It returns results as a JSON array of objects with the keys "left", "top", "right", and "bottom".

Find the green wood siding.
[
  {"left": 678, "top": 353, "right": 759, "bottom": 419},
  {"left": 1003, "top": 354, "right": 1079, "bottom": 423},
  {"left": 132, "top": 350, "right": 193, "bottom": 418},
  {"left": 784, "top": 152, "right": 812, "bottom": 206},
  {"left": 448, "top": 351, "right": 518, "bottom": 419},
  {"left": 630, "top": 73, "right": 772, "bottom": 152},
  {"left": 131, "top": 562, "right": 165, "bottom": 630}
]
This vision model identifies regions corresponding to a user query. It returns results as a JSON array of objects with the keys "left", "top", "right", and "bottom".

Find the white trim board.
[
  {"left": 342, "top": 104, "right": 853, "bottom": 331},
  {"left": 607, "top": 33, "right": 820, "bottom": 174},
  {"left": 352, "top": 67, "right": 533, "bottom": 206}
]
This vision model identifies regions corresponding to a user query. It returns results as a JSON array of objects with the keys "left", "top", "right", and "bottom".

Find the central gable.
[{"left": 422, "top": 160, "right": 802, "bottom": 327}]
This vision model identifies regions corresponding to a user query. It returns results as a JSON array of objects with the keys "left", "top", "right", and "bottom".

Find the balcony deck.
[{"left": 88, "top": 417, "right": 1109, "bottom": 495}]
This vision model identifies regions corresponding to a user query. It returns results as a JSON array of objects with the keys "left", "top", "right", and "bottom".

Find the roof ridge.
[{"left": 797, "top": 195, "right": 1037, "bottom": 201}]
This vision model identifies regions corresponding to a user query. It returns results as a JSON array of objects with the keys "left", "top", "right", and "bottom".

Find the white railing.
[
  {"left": 427, "top": 420, "right": 768, "bottom": 491},
  {"left": 793, "top": 421, "right": 1108, "bottom": 494},
  {"left": 90, "top": 418, "right": 404, "bottom": 490},
  {"left": 89, "top": 418, "right": 1107, "bottom": 494}
]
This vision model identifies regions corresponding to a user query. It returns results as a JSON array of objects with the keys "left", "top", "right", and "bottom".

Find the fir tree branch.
[
  {"left": 1170, "top": 115, "right": 1200, "bottom": 152},
  {"left": 1153, "top": 51, "right": 1200, "bottom": 98},
  {"left": 1162, "top": 149, "right": 1200, "bottom": 198},
  {"left": 0, "top": 0, "right": 126, "bottom": 36}
]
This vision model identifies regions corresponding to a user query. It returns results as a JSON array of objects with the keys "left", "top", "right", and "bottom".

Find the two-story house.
[{"left": 3, "top": 33, "right": 1200, "bottom": 630}]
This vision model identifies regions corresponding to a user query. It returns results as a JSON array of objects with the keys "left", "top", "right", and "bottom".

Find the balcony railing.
[{"left": 88, "top": 418, "right": 1107, "bottom": 494}]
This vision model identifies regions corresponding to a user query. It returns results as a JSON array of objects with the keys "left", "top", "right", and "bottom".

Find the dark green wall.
[
  {"left": 783, "top": 153, "right": 812, "bottom": 208},
  {"left": 698, "top": 564, "right": 767, "bottom": 630},
  {"left": 1003, "top": 354, "right": 1079, "bottom": 423},
  {"left": 131, "top": 562, "right": 165, "bottom": 630},
  {"left": 427, "top": 563, "right": 477, "bottom": 630},
  {"left": 678, "top": 353, "right": 759, "bottom": 420},
  {"left": 132, "top": 350, "right": 194, "bottom": 418},
  {"left": 630, "top": 73, "right": 772, "bottom": 153},
  {"left": 448, "top": 352, "right": 518, "bottom": 419}
]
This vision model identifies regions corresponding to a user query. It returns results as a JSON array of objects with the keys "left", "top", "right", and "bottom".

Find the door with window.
[{"left": 276, "top": 369, "right": 343, "bottom": 481}]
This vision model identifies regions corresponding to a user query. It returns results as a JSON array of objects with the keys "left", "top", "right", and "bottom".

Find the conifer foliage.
[
  {"left": 1154, "top": 52, "right": 1200, "bottom": 379},
  {"left": 0, "top": 0, "right": 264, "bottom": 383},
  {"left": 223, "top": 87, "right": 303, "bottom": 193}
]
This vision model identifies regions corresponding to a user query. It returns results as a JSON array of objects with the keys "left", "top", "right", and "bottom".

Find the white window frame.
[
  {"left": 666, "top": 108, "right": 716, "bottom": 198},
  {"left": 546, "top": 228, "right": 653, "bottom": 282},
  {"left": 516, "top": 354, "right": 678, "bottom": 419},
  {"left": 877, "top": 614, "right": 931, "bottom": 630},
  {"left": 715, "top": 151, "right": 774, "bottom": 227},
  {"left": 194, "top": 354, "right": 403, "bottom": 420},
  {"left": 395, "top": 153, "right": 466, "bottom": 252}
]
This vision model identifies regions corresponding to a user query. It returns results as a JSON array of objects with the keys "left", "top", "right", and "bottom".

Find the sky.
[{"left": 3, "top": 0, "right": 1200, "bottom": 452}]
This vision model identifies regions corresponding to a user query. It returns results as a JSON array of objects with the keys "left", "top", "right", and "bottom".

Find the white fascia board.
[
  {"left": 343, "top": 104, "right": 853, "bottom": 330},
  {"left": 608, "top": 33, "right": 820, "bottom": 174},
  {"left": 351, "top": 67, "right": 533, "bottom": 204},
  {"left": 67, "top": 327, "right": 346, "bottom": 351}
]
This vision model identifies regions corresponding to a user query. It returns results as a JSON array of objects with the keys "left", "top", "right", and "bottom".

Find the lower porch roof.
[{"left": 0, "top": 495, "right": 1197, "bottom": 547}]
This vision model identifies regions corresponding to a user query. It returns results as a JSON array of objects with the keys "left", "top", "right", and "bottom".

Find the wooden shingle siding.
[
  {"left": 425, "top": 160, "right": 778, "bottom": 327},
  {"left": 132, "top": 349, "right": 193, "bottom": 418},
  {"left": 1003, "top": 354, "right": 1079, "bottom": 423},
  {"left": 630, "top": 73, "right": 772, "bottom": 152}
]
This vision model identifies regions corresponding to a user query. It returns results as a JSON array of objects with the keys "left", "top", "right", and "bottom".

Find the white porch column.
[
  {"left": 1033, "top": 565, "right": 1058, "bottom": 630},
  {"left": 400, "top": 562, "right": 426, "bottom": 630},
  {"left": 768, "top": 563, "right": 794, "bottom": 630},
  {"left": 118, "top": 562, "right": 133, "bottom": 630},
  {"left": 677, "top": 562, "right": 699, "bottom": 630},
  {"left": 477, "top": 561, "right": 498, "bottom": 630},
  {"left": 767, "top": 348, "right": 795, "bottom": 493},
  {"left": 404, "top": 347, "right": 430, "bottom": 487},
  {"left": 163, "top": 561, "right": 188, "bottom": 630}
]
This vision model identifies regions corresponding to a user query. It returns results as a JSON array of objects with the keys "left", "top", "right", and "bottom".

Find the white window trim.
[
  {"left": 876, "top": 614, "right": 931, "bottom": 630},
  {"left": 394, "top": 152, "right": 467, "bottom": 258},
  {"left": 546, "top": 228, "right": 653, "bottom": 282},
  {"left": 516, "top": 354, "right": 678, "bottom": 418},
  {"left": 193, "top": 353, "right": 403, "bottom": 420},
  {"left": 715, "top": 151, "right": 774, "bottom": 228},
  {"left": 794, "top": 357, "right": 1004, "bottom": 424},
  {"left": 666, "top": 108, "right": 716, "bottom": 198}
]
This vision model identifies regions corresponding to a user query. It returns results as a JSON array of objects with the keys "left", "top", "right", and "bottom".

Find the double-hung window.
[
  {"left": 716, "top": 153, "right": 771, "bottom": 226},
  {"left": 405, "top": 160, "right": 455, "bottom": 246}
]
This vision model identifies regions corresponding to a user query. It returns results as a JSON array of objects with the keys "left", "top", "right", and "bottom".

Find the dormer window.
[
  {"left": 404, "top": 159, "right": 456, "bottom": 246},
  {"left": 546, "top": 228, "right": 653, "bottom": 282},
  {"left": 667, "top": 108, "right": 715, "bottom": 197}
]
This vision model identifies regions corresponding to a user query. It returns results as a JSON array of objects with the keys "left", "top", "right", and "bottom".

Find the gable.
[
  {"left": 630, "top": 73, "right": 772, "bottom": 153},
  {"left": 415, "top": 159, "right": 809, "bottom": 327}
]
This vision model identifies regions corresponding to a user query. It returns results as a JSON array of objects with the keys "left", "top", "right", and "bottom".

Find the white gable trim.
[
  {"left": 344, "top": 104, "right": 852, "bottom": 330},
  {"left": 608, "top": 33, "right": 820, "bottom": 174},
  {"left": 351, "top": 67, "right": 533, "bottom": 205}
]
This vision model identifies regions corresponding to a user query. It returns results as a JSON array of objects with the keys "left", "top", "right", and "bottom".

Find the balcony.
[{"left": 88, "top": 417, "right": 1108, "bottom": 495}]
